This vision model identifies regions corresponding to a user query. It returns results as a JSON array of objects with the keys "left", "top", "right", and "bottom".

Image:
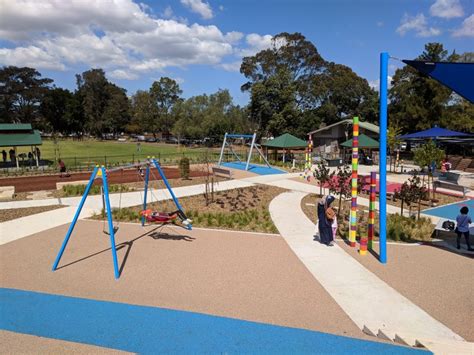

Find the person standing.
[
  {"left": 456, "top": 206, "right": 473, "bottom": 251},
  {"left": 58, "top": 159, "right": 68, "bottom": 177},
  {"left": 1, "top": 150, "right": 6, "bottom": 163},
  {"left": 317, "top": 195, "right": 336, "bottom": 246},
  {"left": 35, "top": 147, "right": 41, "bottom": 162}
]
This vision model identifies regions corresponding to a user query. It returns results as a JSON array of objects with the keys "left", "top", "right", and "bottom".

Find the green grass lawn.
[{"left": 13, "top": 139, "right": 213, "bottom": 169}]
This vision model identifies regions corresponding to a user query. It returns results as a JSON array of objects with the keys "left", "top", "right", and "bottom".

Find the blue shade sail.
[{"left": 403, "top": 60, "right": 474, "bottom": 103}]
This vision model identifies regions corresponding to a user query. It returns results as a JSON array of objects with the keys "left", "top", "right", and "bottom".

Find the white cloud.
[
  {"left": 224, "top": 31, "right": 244, "bottom": 44},
  {"left": 109, "top": 69, "right": 139, "bottom": 80},
  {"left": 0, "top": 46, "right": 65, "bottom": 70},
  {"left": 180, "top": 0, "right": 213, "bottom": 20},
  {"left": 0, "top": 0, "right": 272, "bottom": 78},
  {"left": 219, "top": 61, "right": 241, "bottom": 72},
  {"left": 430, "top": 0, "right": 464, "bottom": 19},
  {"left": 369, "top": 76, "right": 393, "bottom": 91},
  {"left": 239, "top": 33, "right": 273, "bottom": 56},
  {"left": 452, "top": 14, "right": 474, "bottom": 37},
  {"left": 163, "top": 6, "right": 174, "bottom": 18},
  {"left": 396, "top": 13, "right": 441, "bottom": 37},
  {"left": 376, "top": 21, "right": 384, "bottom": 27},
  {"left": 219, "top": 5, "right": 224, "bottom": 11},
  {"left": 0, "top": 0, "right": 155, "bottom": 40}
]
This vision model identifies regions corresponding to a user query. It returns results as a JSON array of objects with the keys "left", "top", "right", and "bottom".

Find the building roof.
[
  {"left": 340, "top": 134, "right": 379, "bottom": 148},
  {"left": 262, "top": 133, "right": 307, "bottom": 148},
  {"left": 308, "top": 119, "right": 379, "bottom": 135},
  {"left": 0, "top": 123, "right": 42, "bottom": 147},
  {"left": 0, "top": 123, "right": 34, "bottom": 131}
]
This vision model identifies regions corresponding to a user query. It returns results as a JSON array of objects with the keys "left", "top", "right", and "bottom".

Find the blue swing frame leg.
[
  {"left": 151, "top": 159, "right": 192, "bottom": 230},
  {"left": 52, "top": 166, "right": 98, "bottom": 272},
  {"left": 102, "top": 167, "right": 121, "bottom": 279},
  {"left": 141, "top": 165, "right": 150, "bottom": 226}
]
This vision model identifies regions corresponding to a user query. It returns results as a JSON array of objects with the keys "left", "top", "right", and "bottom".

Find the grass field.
[{"left": 12, "top": 139, "right": 214, "bottom": 170}]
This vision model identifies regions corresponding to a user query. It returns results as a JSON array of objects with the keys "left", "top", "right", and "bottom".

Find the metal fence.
[{"left": 0, "top": 150, "right": 304, "bottom": 176}]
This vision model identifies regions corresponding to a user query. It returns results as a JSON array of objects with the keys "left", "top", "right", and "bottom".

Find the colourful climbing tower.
[
  {"left": 349, "top": 116, "right": 359, "bottom": 247},
  {"left": 303, "top": 136, "right": 313, "bottom": 181},
  {"left": 368, "top": 171, "right": 376, "bottom": 250}
]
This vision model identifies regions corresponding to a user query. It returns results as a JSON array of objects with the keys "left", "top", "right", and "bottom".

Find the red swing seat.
[{"left": 140, "top": 209, "right": 178, "bottom": 223}]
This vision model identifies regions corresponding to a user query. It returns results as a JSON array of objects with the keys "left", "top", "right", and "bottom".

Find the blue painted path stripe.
[{"left": 0, "top": 288, "right": 428, "bottom": 354}]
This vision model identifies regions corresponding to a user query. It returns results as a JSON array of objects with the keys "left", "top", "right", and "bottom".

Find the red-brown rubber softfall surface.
[
  {"left": 0, "top": 220, "right": 373, "bottom": 341},
  {"left": 0, "top": 330, "right": 130, "bottom": 354},
  {"left": 338, "top": 240, "right": 474, "bottom": 341},
  {"left": 0, "top": 168, "right": 206, "bottom": 193}
]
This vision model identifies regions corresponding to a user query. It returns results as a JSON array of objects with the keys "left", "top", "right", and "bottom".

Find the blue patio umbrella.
[{"left": 399, "top": 127, "right": 472, "bottom": 140}]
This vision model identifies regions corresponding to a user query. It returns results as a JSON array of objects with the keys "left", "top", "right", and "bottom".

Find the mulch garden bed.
[{"left": 91, "top": 185, "right": 287, "bottom": 234}]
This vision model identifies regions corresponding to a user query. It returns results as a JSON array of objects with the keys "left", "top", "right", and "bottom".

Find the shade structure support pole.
[{"left": 379, "top": 52, "right": 388, "bottom": 264}]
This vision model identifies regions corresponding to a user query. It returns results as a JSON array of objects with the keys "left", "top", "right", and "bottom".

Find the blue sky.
[{"left": 0, "top": 0, "right": 472, "bottom": 105}]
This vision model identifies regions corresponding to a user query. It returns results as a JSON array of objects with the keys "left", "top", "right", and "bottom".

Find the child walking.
[{"left": 456, "top": 206, "right": 473, "bottom": 251}]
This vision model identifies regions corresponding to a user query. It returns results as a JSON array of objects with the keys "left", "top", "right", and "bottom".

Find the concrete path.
[
  {"left": 269, "top": 191, "right": 471, "bottom": 353},
  {"left": 0, "top": 207, "right": 95, "bottom": 246}
]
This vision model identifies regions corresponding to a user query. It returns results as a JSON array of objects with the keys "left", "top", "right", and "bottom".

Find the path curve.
[{"left": 269, "top": 190, "right": 470, "bottom": 352}]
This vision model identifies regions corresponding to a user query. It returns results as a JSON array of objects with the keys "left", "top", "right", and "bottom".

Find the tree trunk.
[
  {"left": 401, "top": 199, "right": 404, "bottom": 216},
  {"left": 417, "top": 197, "right": 421, "bottom": 220},
  {"left": 337, "top": 192, "right": 342, "bottom": 218}
]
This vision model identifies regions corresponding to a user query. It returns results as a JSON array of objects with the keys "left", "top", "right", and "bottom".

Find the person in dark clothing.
[
  {"left": 316, "top": 195, "right": 336, "bottom": 246},
  {"left": 1, "top": 150, "right": 6, "bottom": 163},
  {"left": 456, "top": 206, "right": 473, "bottom": 251}
]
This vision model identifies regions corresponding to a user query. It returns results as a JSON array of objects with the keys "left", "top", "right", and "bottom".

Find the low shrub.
[
  {"left": 179, "top": 157, "right": 190, "bottom": 179},
  {"left": 386, "top": 214, "right": 433, "bottom": 242},
  {"left": 62, "top": 183, "right": 130, "bottom": 197}
]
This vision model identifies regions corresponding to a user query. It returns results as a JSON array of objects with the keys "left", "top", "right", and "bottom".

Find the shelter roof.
[
  {"left": 340, "top": 134, "right": 379, "bottom": 148},
  {"left": 262, "top": 133, "right": 307, "bottom": 148}
]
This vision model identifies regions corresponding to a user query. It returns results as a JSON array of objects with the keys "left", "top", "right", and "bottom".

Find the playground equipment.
[
  {"left": 51, "top": 158, "right": 191, "bottom": 279},
  {"left": 301, "top": 136, "right": 314, "bottom": 181},
  {"left": 218, "top": 132, "right": 271, "bottom": 171},
  {"left": 349, "top": 116, "right": 359, "bottom": 247}
]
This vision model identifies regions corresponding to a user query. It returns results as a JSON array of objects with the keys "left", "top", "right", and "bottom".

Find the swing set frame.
[
  {"left": 217, "top": 132, "right": 271, "bottom": 171},
  {"left": 51, "top": 158, "right": 191, "bottom": 279}
]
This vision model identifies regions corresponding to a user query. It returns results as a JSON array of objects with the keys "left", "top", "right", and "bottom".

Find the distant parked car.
[
  {"left": 166, "top": 137, "right": 179, "bottom": 144},
  {"left": 136, "top": 135, "right": 146, "bottom": 142},
  {"left": 117, "top": 137, "right": 127, "bottom": 142},
  {"left": 145, "top": 137, "right": 157, "bottom": 142}
]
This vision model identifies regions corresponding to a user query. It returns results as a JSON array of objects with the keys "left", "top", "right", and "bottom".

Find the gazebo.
[
  {"left": 262, "top": 133, "right": 307, "bottom": 162},
  {"left": 341, "top": 134, "right": 379, "bottom": 165},
  {"left": 0, "top": 123, "right": 42, "bottom": 169}
]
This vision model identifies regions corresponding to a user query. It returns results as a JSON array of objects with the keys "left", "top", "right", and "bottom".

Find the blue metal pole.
[
  {"left": 52, "top": 166, "right": 98, "bottom": 271},
  {"left": 379, "top": 52, "right": 389, "bottom": 264},
  {"left": 141, "top": 164, "right": 150, "bottom": 226},
  {"left": 152, "top": 159, "right": 183, "bottom": 211},
  {"left": 102, "top": 167, "right": 120, "bottom": 279}
]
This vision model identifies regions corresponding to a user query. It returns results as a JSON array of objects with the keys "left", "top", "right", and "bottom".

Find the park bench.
[
  {"left": 433, "top": 180, "right": 468, "bottom": 198},
  {"left": 212, "top": 166, "right": 232, "bottom": 180}
]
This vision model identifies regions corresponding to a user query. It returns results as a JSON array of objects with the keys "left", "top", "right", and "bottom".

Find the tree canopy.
[{"left": 241, "top": 32, "right": 377, "bottom": 138}]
